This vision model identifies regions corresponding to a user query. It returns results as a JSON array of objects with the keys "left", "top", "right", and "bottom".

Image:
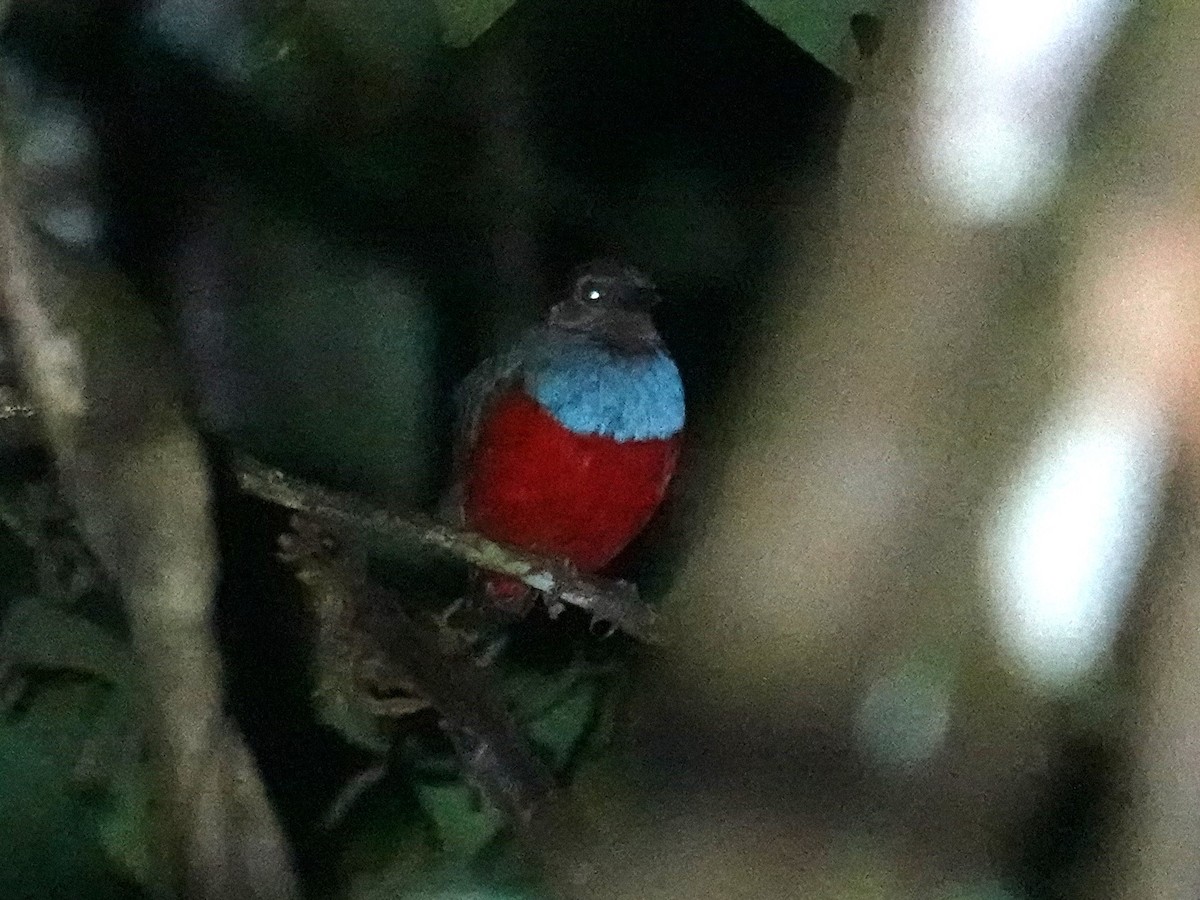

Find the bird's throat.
[{"left": 526, "top": 340, "right": 684, "bottom": 441}]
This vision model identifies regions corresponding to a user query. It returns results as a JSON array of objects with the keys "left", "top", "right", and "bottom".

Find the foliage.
[
  {"left": 742, "top": 0, "right": 889, "bottom": 78},
  {"left": 0, "top": 487, "right": 143, "bottom": 898},
  {"left": 434, "top": 0, "right": 522, "bottom": 48}
]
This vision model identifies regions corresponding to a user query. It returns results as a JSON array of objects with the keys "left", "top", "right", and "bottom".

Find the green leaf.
[
  {"left": 0, "top": 594, "right": 152, "bottom": 890},
  {"left": 0, "top": 682, "right": 133, "bottom": 900},
  {"left": 414, "top": 779, "right": 504, "bottom": 859},
  {"left": 505, "top": 667, "right": 603, "bottom": 772},
  {"left": 740, "top": 0, "right": 888, "bottom": 81},
  {"left": 228, "top": 214, "right": 439, "bottom": 507},
  {"left": 0, "top": 599, "right": 134, "bottom": 687},
  {"left": 432, "top": 0, "right": 520, "bottom": 47},
  {"left": 398, "top": 663, "right": 607, "bottom": 873}
]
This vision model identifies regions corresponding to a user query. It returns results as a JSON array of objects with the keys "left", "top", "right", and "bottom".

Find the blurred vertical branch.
[
  {"left": 663, "top": 0, "right": 1027, "bottom": 695},
  {"left": 0, "top": 25, "right": 297, "bottom": 900},
  {"left": 537, "top": 0, "right": 1175, "bottom": 896},
  {"left": 659, "top": 0, "right": 1038, "bottom": 710},
  {"left": 1066, "top": 2, "right": 1200, "bottom": 897}
]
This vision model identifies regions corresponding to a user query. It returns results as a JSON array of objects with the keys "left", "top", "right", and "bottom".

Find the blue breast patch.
[{"left": 527, "top": 341, "right": 685, "bottom": 441}]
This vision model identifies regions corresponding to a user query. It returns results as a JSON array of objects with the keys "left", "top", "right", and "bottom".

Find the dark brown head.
[
  {"left": 546, "top": 260, "right": 662, "bottom": 351},
  {"left": 569, "top": 259, "right": 660, "bottom": 310}
]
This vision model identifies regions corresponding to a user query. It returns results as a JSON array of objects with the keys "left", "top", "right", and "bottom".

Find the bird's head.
[{"left": 546, "top": 260, "right": 663, "bottom": 351}]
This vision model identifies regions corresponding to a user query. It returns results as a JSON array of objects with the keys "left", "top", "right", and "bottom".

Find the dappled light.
[
  {"left": 984, "top": 389, "right": 1168, "bottom": 688},
  {"left": 918, "top": 0, "right": 1130, "bottom": 222}
]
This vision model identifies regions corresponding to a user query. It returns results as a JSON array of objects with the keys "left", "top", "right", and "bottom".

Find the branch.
[
  {"left": 278, "top": 517, "right": 554, "bottom": 829},
  {"left": 0, "top": 153, "right": 297, "bottom": 898},
  {"left": 0, "top": 384, "right": 664, "bottom": 643},
  {"left": 231, "top": 453, "right": 662, "bottom": 644}
]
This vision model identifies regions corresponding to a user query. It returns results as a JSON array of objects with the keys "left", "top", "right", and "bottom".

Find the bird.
[{"left": 451, "top": 260, "right": 685, "bottom": 614}]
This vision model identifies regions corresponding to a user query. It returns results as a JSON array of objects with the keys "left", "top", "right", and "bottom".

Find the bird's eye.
[{"left": 588, "top": 289, "right": 602, "bottom": 300}]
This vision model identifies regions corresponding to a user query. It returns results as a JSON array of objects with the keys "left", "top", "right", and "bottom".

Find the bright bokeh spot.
[
  {"left": 962, "top": 0, "right": 1078, "bottom": 74},
  {"left": 919, "top": 0, "right": 1130, "bottom": 223},
  {"left": 984, "top": 393, "right": 1168, "bottom": 688}
]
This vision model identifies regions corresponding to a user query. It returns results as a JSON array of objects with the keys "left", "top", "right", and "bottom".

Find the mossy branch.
[
  {"left": 231, "top": 453, "right": 662, "bottom": 644},
  {"left": 278, "top": 516, "right": 554, "bottom": 829}
]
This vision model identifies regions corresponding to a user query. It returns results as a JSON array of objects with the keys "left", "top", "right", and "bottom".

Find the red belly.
[{"left": 463, "top": 389, "right": 680, "bottom": 572}]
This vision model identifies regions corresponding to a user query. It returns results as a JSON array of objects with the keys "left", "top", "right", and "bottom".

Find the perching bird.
[{"left": 452, "top": 260, "right": 685, "bottom": 612}]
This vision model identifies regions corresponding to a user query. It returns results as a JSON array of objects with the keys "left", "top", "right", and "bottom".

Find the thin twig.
[
  {"left": 232, "top": 453, "right": 661, "bottom": 644},
  {"left": 0, "top": 392, "right": 663, "bottom": 642}
]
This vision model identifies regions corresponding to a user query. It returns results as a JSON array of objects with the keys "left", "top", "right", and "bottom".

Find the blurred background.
[{"left": 3, "top": 0, "right": 1200, "bottom": 897}]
